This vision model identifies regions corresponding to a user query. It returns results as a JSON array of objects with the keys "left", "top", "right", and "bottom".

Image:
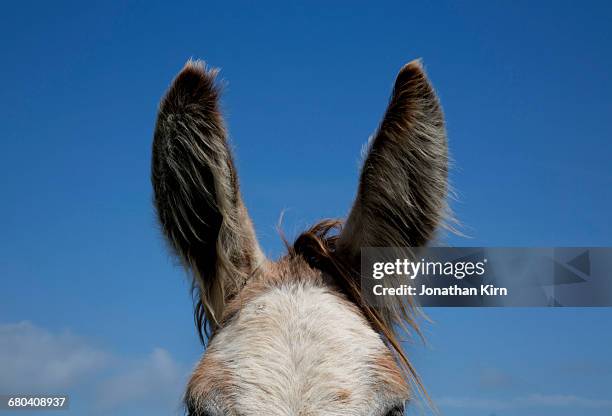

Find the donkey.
[{"left": 151, "top": 59, "right": 448, "bottom": 416}]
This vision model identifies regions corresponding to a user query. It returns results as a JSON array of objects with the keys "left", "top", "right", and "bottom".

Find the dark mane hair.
[{"left": 289, "top": 219, "right": 429, "bottom": 405}]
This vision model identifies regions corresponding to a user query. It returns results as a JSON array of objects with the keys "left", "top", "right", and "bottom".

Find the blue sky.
[{"left": 1, "top": 1, "right": 611, "bottom": 415}]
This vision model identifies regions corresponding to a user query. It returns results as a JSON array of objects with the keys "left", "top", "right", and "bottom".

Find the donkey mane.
[{"left": 288, "top": 220, "right": 426, "bottom": 398}]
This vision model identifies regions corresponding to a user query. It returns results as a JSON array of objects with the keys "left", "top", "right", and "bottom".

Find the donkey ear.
[
  {"left": 337, "top": 60, "right": 448, "bottom": 262},
  {"left": 152, "top": 60, "right": 263, "bottom": 327}
]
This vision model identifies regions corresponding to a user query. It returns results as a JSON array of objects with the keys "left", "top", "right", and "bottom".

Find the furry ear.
[
  {"left": 151, "top": 60, "right": 263, "bottom": 329},
  {"left": 338, "top": 60, "right": 448, "bottom": 261}
]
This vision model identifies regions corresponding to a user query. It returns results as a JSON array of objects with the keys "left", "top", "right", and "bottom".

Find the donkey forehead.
[{"left": 186, "top": 281, "right": 409, "bottom": 415}]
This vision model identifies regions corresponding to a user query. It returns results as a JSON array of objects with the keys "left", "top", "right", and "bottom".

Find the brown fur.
[{"left": 185, "top": 354, "right": 236, "bottom": 415}]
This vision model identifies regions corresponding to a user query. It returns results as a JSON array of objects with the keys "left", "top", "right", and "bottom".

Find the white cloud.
[
  {"left": 96, "top": 347, "right": 186, "bottom": 412},
  {"left": 0, "top": 321, "right": 188, "bottom": 415},
  {"left": 437, "top": 394, "right": 612, "bottom": 410},
  {"left": 0, "top": 321, "right": 109, "bottom": 392},
  {"left": 436, "top": 397, "right": 509, "bottom": 410}
]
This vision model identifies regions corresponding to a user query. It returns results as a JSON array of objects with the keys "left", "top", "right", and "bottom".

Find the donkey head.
[{"left": 152, "top": 59, "right": 448, "bottom": 416}]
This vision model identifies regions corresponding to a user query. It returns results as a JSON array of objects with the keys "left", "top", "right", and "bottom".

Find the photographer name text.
[{"left": 370, "top": 258, "right": 508, "bottom": 297}]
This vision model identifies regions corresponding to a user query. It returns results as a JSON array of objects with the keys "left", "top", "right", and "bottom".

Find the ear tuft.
[
  {"left": 158, "top": 60, "right": 221, "bottom": 117},
  {"left": 399, "top": 58, "right": 423, "bottom": 73}
]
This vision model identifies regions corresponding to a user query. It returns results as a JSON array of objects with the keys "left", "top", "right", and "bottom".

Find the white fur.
[{"left": 196, "top": 281, "right": 407, "bottom": 415}]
